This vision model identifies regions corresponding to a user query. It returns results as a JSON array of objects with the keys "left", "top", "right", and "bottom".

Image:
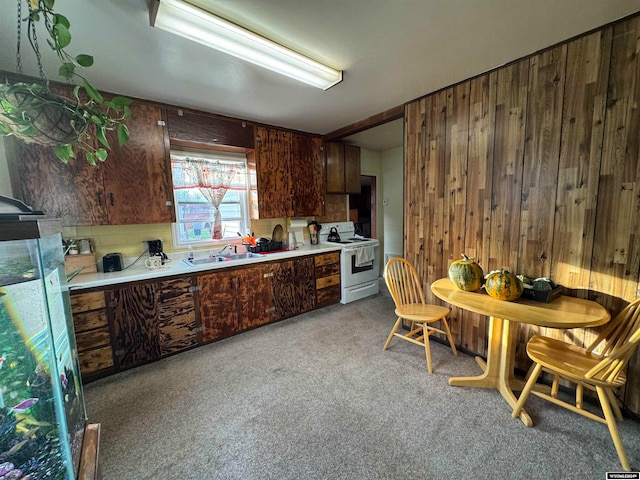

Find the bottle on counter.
[{"left": 187, "top": 245, "right": 194, "bottom": 261}]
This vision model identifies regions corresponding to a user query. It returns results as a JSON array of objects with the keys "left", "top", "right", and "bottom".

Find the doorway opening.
[{"left": 349, "top": 175, "right": 376, "bottom": 238}]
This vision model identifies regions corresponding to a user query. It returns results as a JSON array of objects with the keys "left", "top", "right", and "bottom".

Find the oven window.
[{"left": 351, "top": 255, "right": 373, "bottom": 273}]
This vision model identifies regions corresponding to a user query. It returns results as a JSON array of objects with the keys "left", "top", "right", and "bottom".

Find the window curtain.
[{"left": 172, "top": 156, "right": 247, "bottom": 239}]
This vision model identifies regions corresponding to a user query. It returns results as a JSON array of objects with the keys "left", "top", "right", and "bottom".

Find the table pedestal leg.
[{"left": 448, "top": 316, "right": 533, "bottom": 426}]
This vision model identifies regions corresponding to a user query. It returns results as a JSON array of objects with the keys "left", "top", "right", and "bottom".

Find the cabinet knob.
[
  {"left": 166, "top": 200, "right": 173, "bottom": 206},
  {"left": 157, "top": 120, "right": 166, "bottom": 126}
]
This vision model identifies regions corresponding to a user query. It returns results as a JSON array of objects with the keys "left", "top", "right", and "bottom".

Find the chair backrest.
[
  {"left": 585, "top": 298, "right": 640, "bottom": 382},
  {"left": 384, "top": 257, "right": 425, "bottom": 308}
]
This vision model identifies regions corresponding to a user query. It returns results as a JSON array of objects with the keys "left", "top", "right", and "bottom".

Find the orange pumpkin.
[{"left": 485, "top": 270, "right": 523, "bottom": 301}]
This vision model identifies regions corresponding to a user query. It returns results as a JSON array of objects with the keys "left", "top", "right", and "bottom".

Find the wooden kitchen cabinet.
[
  {"left": 254, "top": 126, "right": 326, "bottom": 218},
  {"left": 71, "top": 251, "right": 338, "bottom": 382},
  {"left": 255, "top": 126, "right": 293, "bottom": 218},
  {"left": 314, "top": 252, "right": 341, "bottom": 306},
  {"left": 291, "top": 133, "right": 325, "bottom": 216},
  {"left": 9, "top": 95, "right": 175, "bottom": 226},
  {"left": 272, "top": 257, "right": 316, "bottom": 318},
  {"left": 197, "top": 264, "right": 277, "bottom": 341},
  {"left": 106, "top": 277, "right": 197, "bottom": 369},
  {"left": 101, "top": 102, "right": 175, "bottom": 225},
  {"left": 70, "top": 291, "right": 114, "bottom": 380},
  {"left": 326, "top": 143, "right": 361, "bottom": 194}
]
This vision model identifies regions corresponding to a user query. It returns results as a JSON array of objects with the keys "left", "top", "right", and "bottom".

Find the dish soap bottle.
[{"left": 187, "top": 244, "right": 194, "bottom": 261}]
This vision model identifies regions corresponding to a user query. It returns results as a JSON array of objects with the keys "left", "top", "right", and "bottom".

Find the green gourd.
[
  {"left": 448, "top": 254, "right": 484, "bottom": 292},
  {"left": 485, "top": 270, "right": 524, "bottom": 301}
]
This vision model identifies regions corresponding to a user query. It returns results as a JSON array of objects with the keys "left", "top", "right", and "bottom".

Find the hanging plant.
[{"left": 0, "top": 0, "right": 131, "bottom": 165}]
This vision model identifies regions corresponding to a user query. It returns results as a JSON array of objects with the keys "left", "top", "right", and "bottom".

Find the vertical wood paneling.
[
  {"left": 423, "top": 92, "right": 448, "bottom": 300},
  {"left": 552, "top": 29, "right": 612, "bottom": 351},
  {"left": 592, "top": 17, "right": 640, "bottom": 307},
  {"left": 553, "top": 30, "right": 611, "bottom": 298},
  {"left": 461, "top": 72, "right": 497, "bottom": 354},
  {"left": 596, "top": 17, "right": 640, "bottom": 413},
  {"left": 516, "top": 46, "right": 567, "bottom": 364},
  {"left": 520, "top": 46, "right": 566, "bottom": 279},
  {"left": 443, "top": 83, "right": 471, "bottom": 343},
  {"left": 403, "top": 15, "right": 640, "bottom": 413},
  {"left": 404, "top": 99, "right": 426, "bottom": 275}
]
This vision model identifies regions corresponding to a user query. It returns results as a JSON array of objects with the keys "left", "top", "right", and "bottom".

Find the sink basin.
[
  {"left": 221, "top": 252, "right": 263, "bottom": 261},
  {"left": 182, "top": 256, "right": 227, "bottom": 266},
  {"left": 182, "top": 252, "right": 262, "bottom": 267}
]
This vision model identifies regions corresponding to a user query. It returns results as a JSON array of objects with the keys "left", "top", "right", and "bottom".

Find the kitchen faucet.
[{"left": 218, "top": 244, "right": 238, "bottom": 255}]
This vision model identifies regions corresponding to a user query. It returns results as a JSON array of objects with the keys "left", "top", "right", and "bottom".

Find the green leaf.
[
  {"left": 95, "top": 148, "right": 108, "bottom": 162},
  {"left": 58, "top": 62, "right": 75, "bottom": 79},
  {"left": 53, "top": 14, "right": 70, "bottom": 29},
  {"left": 17, "top": 125, "right": 36, "bottom": 136},
  {"left": 111, "top": 96, "right": 133, "bottom": 107},
  {"left": 53, "top": 24, "right": 71, "bottom": 49},
  {"left": 75, "top": 54, "right": 94, "bottom": 67},
  {"left": 122, "top": 105, "right": 131, "bottom": 119},
  {"left": 117, "top": 123, "right": 130, "bottom": 146},
  {"left": 86, "top": 151, "right": 97, "bottom": 166},
  {"left": 29, "top": 11, "right": 40, "bottom": 22},
  {"left": 90, "top": 115, "right": 103, "bottom": 126},
  {"left": 96, "top": 126, "right": 110, "bottom": 149},
  {"left": 73, "top": 85, "right": 81, "bottom": 101},
  {"left": 43, "top": 0, "right": 55, "bottom": 9},
  {"left": 0, "top": 99, "right": 16, "bottom": 113},
  {"left": 0, "top": 123, "right": 13, "bottom": 134},
  {"left": 53, "top": 144, "right": 73, "bottom": 164},
  {"left": 83, "top": 80, "right": 104, "bottom": 103}
]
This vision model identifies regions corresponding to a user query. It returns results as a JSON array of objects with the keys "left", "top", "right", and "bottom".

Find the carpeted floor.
[{"left": 84, "top": 290, "right": 640, "bottom": 479}]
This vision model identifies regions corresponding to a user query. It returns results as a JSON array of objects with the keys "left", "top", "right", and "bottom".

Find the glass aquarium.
[{"left": 0, "top": 209, "right": 86, "bottom": 479}]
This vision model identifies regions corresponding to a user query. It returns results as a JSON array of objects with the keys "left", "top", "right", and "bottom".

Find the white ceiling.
[{"left": 0, "top": 1, "right": 638, "bottom": 152}]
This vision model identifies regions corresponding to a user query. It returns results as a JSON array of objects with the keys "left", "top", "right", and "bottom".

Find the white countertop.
[{"left": 68, "top": 244, "right": 342, "bottom": 291}]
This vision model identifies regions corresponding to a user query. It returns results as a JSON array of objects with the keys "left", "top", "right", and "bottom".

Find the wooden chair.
[
  {"left": 383, "top": 257, "right": 458, "bottom": 373},
  {"left": 512, "top": 298, "right": 640, "bottom": 471}
]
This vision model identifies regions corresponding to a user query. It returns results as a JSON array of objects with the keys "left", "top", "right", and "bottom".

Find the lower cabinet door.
[
  {"left": 107, "top": 283, "right": 162, "bottom": 369},
  {"left": 157, "top": 278, "right": 198, "bottom": 356},
  {"left": 236, "top": 265, "right": 277, "bottom": 331},
  {"left": 198, "top": 271, "right": 238, "bottom": 342},
  {"left": 272, "top": 257, "right": 316, "bottom": 319}
]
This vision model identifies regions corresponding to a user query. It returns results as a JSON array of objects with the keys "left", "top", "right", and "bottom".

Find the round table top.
[{"left": 430, "top": 278, "right": 610, "bottom": 328}]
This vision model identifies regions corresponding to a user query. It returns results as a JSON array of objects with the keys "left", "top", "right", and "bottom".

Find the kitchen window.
[{"left": 170, "top": 148, "right": 250, "bottom": 247}]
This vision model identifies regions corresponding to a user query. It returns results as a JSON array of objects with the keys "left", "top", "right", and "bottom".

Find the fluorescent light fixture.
[{"left": 150, "top": 0, "right": 343, "bottom": 90}]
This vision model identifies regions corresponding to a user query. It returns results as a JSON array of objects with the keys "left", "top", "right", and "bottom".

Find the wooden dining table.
[{"left": 430, "top": 277, "right": 610, "bottom": 426}]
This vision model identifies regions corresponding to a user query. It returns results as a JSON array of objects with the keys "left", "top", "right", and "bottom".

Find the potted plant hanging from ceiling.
[{"left": 0, "top": 0, "right": 131, "bottom": 165}]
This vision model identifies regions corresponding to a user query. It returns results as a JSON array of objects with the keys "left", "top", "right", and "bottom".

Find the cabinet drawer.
[
  {"left": 316, "top": 263, "right": 340, "bottom": 278},
  {"left": 315, "top": 252, "right": 340, "bottom": 267},
  {"left": 78, "top": 346, "right": 114, "bottom": 375},
  {"left": 76, "top": 328, "right": 111, "bottom": 352},
  {"left": 71, "top": 291, "right": 106, "bottom": 313},
  {"left": 317, "top": 284, "right": 341, "bottom": 306},
  {"left": 316, "top": 274, "right": 340, "bottom": 290},
  {"left": 74, "top": 309, "right": 108, "bottom": 333}
]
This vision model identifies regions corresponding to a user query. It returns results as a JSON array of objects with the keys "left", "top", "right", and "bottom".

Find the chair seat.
[
  {"left": 526, "top": 335, "right": 626, "bottom": 387},
  {"left": 395, "top": 304, "right": 450, "bottom": 323}
]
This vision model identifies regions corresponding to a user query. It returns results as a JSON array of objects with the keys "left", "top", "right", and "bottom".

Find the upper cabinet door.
[
  {"left": 325, "top": 142, "right": 345, "bottom": 193},
  {"left": 255, "top": 126, "right": 293, "bottom": 218},
  {"left": 102, "top": 103, "right": 175, "bottom": 225},
  {"left": 325, "top": 142, "right": 361, "bottom": 194},
  {"left": 11, "top": 139, "right": 110, "bottom": 226},
  {"left": 292, "top": 133, "right": 325, "bottom": 216},
  {"left": 344, "top": 144, "right": 361, "bottom": 194}
]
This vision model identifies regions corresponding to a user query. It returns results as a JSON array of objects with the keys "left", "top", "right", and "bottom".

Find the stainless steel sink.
[
  {"left": 182, "top": 256, "right": 227, "bottom": 266},
  {"left": 221, "top": 252, "right": 263, "bottom": 261},
  {"left": 182, "top": 252, "right": 262, "bottom": 267}
]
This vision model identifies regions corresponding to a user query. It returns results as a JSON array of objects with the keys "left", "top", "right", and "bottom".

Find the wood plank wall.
[{"left": 404, "top": 15, "right": 640, "bottom": 413}]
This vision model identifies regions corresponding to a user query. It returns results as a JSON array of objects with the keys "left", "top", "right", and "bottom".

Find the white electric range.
[{"left": 318, "top": 221, "right": 380, "bottom": 304}]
